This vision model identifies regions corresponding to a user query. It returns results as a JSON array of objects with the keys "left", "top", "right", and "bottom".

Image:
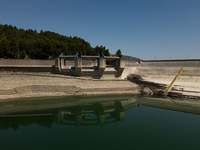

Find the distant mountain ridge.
[{"left": 122, "top": 55, "right": 141, "bottom": 61}]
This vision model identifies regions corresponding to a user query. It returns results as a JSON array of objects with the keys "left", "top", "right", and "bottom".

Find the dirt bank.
[
  {"left": 1, "top": 71, "right": 199, "bottom": 100},
  {"left": 0, "top": 72, "right": 140, "bottom": 100}
]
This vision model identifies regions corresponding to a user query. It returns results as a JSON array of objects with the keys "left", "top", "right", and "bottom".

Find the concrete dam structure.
[
  {"left": 0, "top": 57, "right": 199, "bottom": 79},
  {"left": 54, "top": 54, "right": 129, "bottom": 79},
  {"left": 0, "top": 54, "right": 140, "bottom": 79},
  {"left": 0, "top": 57, "right": 200, "bottom": 98}
]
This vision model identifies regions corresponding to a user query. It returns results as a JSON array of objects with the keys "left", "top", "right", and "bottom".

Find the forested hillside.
[{"left": 0, "top": 24, "right": 110, "bottom": 59}]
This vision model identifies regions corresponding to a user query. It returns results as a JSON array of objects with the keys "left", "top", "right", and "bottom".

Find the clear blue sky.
[{"left": 0, "top": 0, "right": 200, "bottom": 60}]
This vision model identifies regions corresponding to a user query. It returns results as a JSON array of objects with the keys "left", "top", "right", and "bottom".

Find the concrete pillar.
[
  {"left": 115, "top": 59, "right": 125, "bottom": 68},
  {"left": 98, "top": 58, "right": 106, "bottom": 68},
  {"left": 97, "top": 104, "right": 105, "bottom": 124},
  {"left": 115, "top": 59, "right": 119, "bottom": 68},
  {"left": 74, "top": 115, "right": 82, "bottom": 126},
  {"left": 75, "top": 58, "right": 82, "bottom": 76},
  {"left": 115, "top": 101, "right": 125, "bottom": 121},
  {"left": 119, "top": 59, "right": 125, "bottom": 68},
  {"left": 74, "top": 107, "right": 82, "bottom": 126},
  {"left": 57, "top": 110, "right": 62, "bottom": 123},
  {"left": 115, "top": 59, "right": 125, "bottom": 77},
  {"left": 55, "top": 58, "right": 61, "bottom": 73},
  {"left": 61, "top": 58, "right": 64, "bottom": 69},
  {"left": 98, "top": 114, "right": 105, "bottom": 124},
  {"left": 98, "top": 58, "right": 106, "bottom": 76},
  {"left": 117, "top": 111, "right": 125, "bottom": 121}
]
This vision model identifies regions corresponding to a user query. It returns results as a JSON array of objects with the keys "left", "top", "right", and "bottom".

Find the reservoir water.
[{"left": 0, "top": 95, "right": 200, "bottom": 150}]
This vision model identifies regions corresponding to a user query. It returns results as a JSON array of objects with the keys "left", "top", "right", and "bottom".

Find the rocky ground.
[{"left": 127, "top": 74, "right": 200, "bottom": 99}]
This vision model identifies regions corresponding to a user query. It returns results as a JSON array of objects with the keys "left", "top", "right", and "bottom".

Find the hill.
[
  {"left": 122, "top": 55, "right": 141, "bottom": 61},
  {"left": 0, "top": 24, "right": 110, "bottom": 59}
]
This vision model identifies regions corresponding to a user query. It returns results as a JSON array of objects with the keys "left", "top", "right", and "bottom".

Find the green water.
[{"left": 0, "top": 95, "right": 200, "bottom": 150}]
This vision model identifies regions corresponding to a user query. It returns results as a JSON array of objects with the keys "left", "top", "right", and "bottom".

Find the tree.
[
  {"left": 94, "top": 45, "right": 110, "bottom": 56},
  {"left": 0, "top": 37, "right": 10, "bottom": 58},
  {"left": 19, "top": 49, "right": 26, "bottom": 59},
  {"left": 9, "top": 38, "right": 19, "bottom": 58},
  {"left": 0, "top": 24, "right": 114, "bottom": 59},
  {"left": 116, "top": 49, "right": 122, "bottom": 58}
]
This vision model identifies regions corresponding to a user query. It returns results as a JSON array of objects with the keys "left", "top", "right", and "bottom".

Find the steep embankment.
[{"left": 127, "top": 60, "right": 200, "bottom": 98}]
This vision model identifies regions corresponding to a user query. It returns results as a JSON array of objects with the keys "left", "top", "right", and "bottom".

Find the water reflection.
[
  {"left": 0, "top": 95, "right": 137, "bottom": 130},
  {"left": 58, "top": 101, "right": 126, "bottom": 126},
  {"left": 1, "top": 95, "right": 200, "bottom": 131}
]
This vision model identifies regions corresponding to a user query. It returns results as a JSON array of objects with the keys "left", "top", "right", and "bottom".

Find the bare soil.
[{"left": 0, "top": 72, "right": 140, "bottom": 100}]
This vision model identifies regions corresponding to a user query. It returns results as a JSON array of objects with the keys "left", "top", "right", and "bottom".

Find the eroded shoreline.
[
  {"left": 127, "top": 74, "right": 200, "bottom": 99},
  {"left": 0, "top": 72, "right": 200, "bottom": 100}
]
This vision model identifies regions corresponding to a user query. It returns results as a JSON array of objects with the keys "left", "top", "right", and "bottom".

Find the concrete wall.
[
  {"left": 82, "top": 60, "right": 98, "bottom": 66},
  {"left": 0, "top": 59, "right": 137, "bottom": 67},
  {"left": 64, "top": 60, "right": 74, "bottom": 66},
  {"left": 135, "top": 60, "right": 200, "bottom": 77},
  {"left": 0, "top": 59, "right": 55, "bottom": 73},
  {"left": 121, "top": 67, "right": 138, "bottom": 79},
  {"left": 0, "top": 66, "right": 55, "bottom": 73},
  {"left": 125, "top": 61, "right": 140, "bottom": 67},
  {"left": 141, "top": 60, "right": 200, "bottom": 67},
  {"left": 0, "top": 59, "right": 55, "bottom": 66},
  {"left": 64, "top": 60, "right": 97, "bottom": 66},
  {"left": 1, "top": 59, "right": 200, "bottom": 79},
  {"left": 66, "top": 59, "right": 138, "bottom": 67}
]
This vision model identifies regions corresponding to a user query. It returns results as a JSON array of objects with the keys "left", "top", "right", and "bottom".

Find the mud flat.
[{"left": 0, "top": 72, "right": 140, "bottom": 100}]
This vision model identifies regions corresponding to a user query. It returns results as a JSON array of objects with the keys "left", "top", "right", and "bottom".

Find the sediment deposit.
[{"left": 0, "top": 73, "right": 140, "bottom": 100}]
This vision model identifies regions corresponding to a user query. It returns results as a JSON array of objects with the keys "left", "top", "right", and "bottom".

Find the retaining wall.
[
  {"left": 135, "top": 60, "right": 200, "bottom": 77},
  {"left": 0, "top": 59, "right": 55, "bottom": 73},
  {"left": 141, "top": 60, "right": 200, "bottom": 67},
  {"left": 0, "top": 59, "right": 139, "bottom": 67},
  {"left": 1, "top": 59, "right": 200, "bottom": 78},
  {"left": 0, "top": 59, "right": 55, "bottom": 66},
  {"left": 125, "top": 61, "right": 140, "bottom": 67},
  {"left": 0, "top": 66, "right": 55, "bottom": 73}
]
